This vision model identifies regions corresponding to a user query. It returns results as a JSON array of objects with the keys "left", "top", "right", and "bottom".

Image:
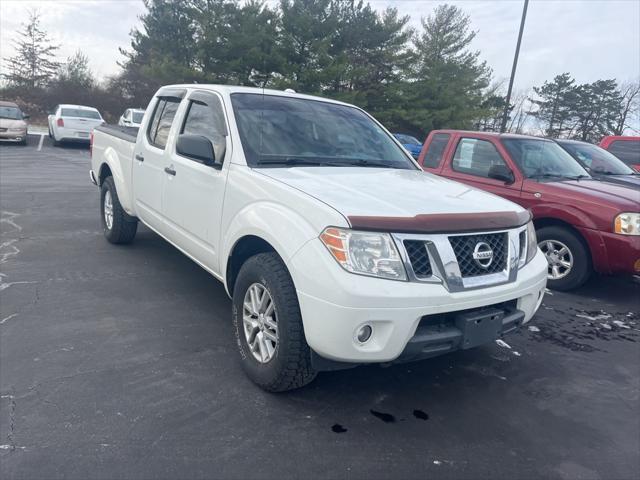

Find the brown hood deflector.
[{"left": 348, "top": 210, "right": 532, "bottom": 234}]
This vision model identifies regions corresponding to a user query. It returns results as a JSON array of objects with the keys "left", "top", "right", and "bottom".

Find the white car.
[
  {"left": 118, "top": 108, "right": 145, "bottom": 127},
  {"left": 48, "top": 104, "right": 103, "bottom": 145},
  {"left": 90, "top": 84, "right": 547, "bottom": 391}
]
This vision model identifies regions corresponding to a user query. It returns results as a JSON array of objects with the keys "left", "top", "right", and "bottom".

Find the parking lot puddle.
[
  {"left": 331, "top": 424, "right": 347, "bottom": 433},
  {"left": 370, "top": 409, "right": 396, "bottom": 423},
  {"left": 413, "top": 409, "right": 429, "bottom": 420}
]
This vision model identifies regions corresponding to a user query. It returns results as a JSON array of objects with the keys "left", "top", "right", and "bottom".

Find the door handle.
[
  {"left": 164, "top": 166, "right": 176, "bottom": 176},
  {"left": 135, "top": 154, "right": 144, "bottom": 162}
]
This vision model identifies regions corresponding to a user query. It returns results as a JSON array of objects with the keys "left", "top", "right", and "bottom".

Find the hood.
[
  {"left": 0, "top": 118, "right": 27, "bottom": 129},
  {"left": 540, "top": 179, "right": 640, "bottom": 210},
  {"left": 258, "top": 167, "right": 526, "bottom": 220},
  {"left": 591, "top": 174, "right": 640, "bottom": 189}
]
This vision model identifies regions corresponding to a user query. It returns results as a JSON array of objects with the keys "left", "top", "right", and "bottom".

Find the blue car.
[{"left": 393, "top": 133, "right": 423, "bottom": 159}]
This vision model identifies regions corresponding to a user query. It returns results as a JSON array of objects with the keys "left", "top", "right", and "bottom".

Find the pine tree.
[
  {"left": 529, "top": 73, "right": 577, "bottom": 138},
  {"left": 2, "top": 10, "right": 60, "bottom": 89}
]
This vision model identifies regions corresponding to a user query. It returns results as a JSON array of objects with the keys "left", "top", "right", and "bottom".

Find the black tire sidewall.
[
  {"left": 537, "top": 226, "right": 591, "bottom": 290},
  {"left": 232, "top": 253, "right": 310, "bottom": 390}
]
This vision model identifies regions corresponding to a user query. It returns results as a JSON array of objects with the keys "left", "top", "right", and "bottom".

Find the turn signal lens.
[
  {"left": 614, "top": 213, "right": 640, "bottom": 235},
  {"left": 319, "top": 227, "right": 407, "bottom": 281},
  {"left": 525, "top": 221, "right": 538, "bottom": 264}
]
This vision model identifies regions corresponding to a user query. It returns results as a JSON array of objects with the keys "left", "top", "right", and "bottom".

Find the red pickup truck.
[
  {"left": 418, "top": 130, "right": 640, "bottom": 290},
  {"left": 599, "top": 136, "right": 640, "bottom": 172}
]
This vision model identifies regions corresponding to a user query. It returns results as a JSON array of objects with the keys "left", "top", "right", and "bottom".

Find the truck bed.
[{"left": 94, "top": 124, "right": 139, "bottom": 143}]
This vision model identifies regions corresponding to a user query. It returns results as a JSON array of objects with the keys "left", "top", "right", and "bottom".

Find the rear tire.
[
  {"left": 100, "top": 176, "right": 137, "bottom": 244},
  {"left": 537, "top": 226, "right": 591, "bottom": 291},
  {"left": 232, "top": 252, "right": 316, "bottom": 392}
]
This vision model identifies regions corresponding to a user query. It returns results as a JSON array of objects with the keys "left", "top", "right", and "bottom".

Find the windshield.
[
  {"left": 395, "top": 134, "right": 421, "bottom": 145},
  {"left": 231, "top": 93, "right": 416, "bottom": 169},
  {"left": 61, "top": 108, "right": 102, "bottom": 120},
  {"left": 558, "top": 142, "right": 634, "bottom": 175},
  {"left": 132, "top": 111, "right": 144, "bottom": 123},
  {"left": 0, "top": 106, "right": 23, "bottom": 120},
  {"left": 502, "top": 138, "right": 590, "bottom": 179}
]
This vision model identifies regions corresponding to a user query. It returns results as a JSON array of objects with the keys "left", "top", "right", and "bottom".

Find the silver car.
[{"left": 0, "top": 101, "right": 29, "bottom": 145}]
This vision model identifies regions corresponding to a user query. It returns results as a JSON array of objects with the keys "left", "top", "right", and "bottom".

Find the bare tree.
[{"left": 611, "top": 80, "right": 640, "bottom": 135}]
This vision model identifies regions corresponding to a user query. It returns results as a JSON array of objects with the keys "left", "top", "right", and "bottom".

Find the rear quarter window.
[
  {"left": 423, "top": 133, "right": 450, "bottom": 168},
  {"left": 147, "top": 98, "right": 181, "bottom": 149}
]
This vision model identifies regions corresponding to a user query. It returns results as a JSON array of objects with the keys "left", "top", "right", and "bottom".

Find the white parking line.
[{"left": 37, "top": 133, "right": 45, "bottom": 151}]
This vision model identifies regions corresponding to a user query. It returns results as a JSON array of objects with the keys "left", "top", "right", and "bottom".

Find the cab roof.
[
  {"left": 431, "top": 129, "right": 549, "bottom": 141},
  {"left": 159, "top": 84, "right": 355, "bottom": 108}
]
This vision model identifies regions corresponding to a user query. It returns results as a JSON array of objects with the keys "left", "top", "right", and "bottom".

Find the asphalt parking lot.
[{"left": 1, "top": 134, "right": 639, "bottom": 480}]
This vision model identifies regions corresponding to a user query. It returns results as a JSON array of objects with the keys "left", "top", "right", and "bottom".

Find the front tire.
[
  {"left": 232, "top": 252, "right": 316, "bottom": 392},
  {"left": 100, "top": 176, "right": 137, "bottom": 244},
  {"left": 537, "top": 226, "right": 591, "bottom": 291}
]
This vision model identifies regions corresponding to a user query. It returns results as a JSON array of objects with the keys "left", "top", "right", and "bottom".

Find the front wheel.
[
  {"left": 537, "top": 226, "right": 591, "bottom": 291},
  {"left": 100, "top": 176, "right": 138, "bottom": 244},
  {"left": 232, "top": 252, "right": 316, "bottom": 392}
]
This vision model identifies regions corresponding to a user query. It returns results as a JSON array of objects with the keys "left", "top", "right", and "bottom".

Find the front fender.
[
  {"left": 531, "top": 203, "right": 599, "bottom": 230},
  {"left": 221, "top": 200, "right": 347, "bottom": 296}
]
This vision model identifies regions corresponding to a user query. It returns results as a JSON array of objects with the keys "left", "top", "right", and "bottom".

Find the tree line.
[{"left": 1, "top": 0, "right": 638, "bottom": 141}]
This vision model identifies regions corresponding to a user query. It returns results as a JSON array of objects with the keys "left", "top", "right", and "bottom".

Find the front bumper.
[
  {"left": 601, "top": 231, "right": 640, "bottom": 274},
  {"left": 0, "top": 130, "right": 27, "bottom": 142},
  {"left": 290, "top": 238, "right": 547, "bottom": 364}
]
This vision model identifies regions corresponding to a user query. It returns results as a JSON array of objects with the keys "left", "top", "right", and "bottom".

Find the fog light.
[{"left": 356, "top": 325, "right": 372, "bottom": 343}]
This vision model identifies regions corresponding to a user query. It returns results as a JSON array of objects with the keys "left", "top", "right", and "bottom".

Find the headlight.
[
  {"left": 320, "top": 227, "right": 407, "bottom": 280},
  {"left": 614, "top": 213, "right": 640, "bottom": 235},
  {"left": 525, "top": 221, "right": 538, "bottom": 264}
]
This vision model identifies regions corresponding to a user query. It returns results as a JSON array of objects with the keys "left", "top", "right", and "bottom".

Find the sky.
[{"left": 1, "top": 0, "right": 639, "bottom": 89}]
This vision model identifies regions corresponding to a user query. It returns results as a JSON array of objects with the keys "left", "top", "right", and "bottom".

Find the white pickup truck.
[{"left": 90, "top": 85, "right": 547, "bottom": 391}]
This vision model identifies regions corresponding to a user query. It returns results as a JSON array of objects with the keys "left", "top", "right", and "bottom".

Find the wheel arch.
[
  {"left": 225, "top": 235, "right": 279, "bottom": 297},
  {"left": 533, "top": 217, "right": 594, "bottom": 267}
]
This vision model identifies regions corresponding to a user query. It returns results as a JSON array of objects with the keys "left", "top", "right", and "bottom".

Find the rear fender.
[{"left": 99, "top": 146, "right": 135, "bottom": 215}]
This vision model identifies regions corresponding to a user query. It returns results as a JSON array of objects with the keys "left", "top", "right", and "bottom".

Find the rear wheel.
[
  {"left": 537, "top": 226, "right": 591, "bottom": 291},
  {"left": 100, "top": 176, "right": 137, "bottom": 244},
  {"left": 232, "top": 252, "right": 316, "bottom": 392}
]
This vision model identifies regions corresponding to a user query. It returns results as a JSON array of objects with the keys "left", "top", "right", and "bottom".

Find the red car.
[
  {"left": 599, "top": 136, "right": 640, "bottom": 172},
  {"left": 418, "top": 130, "right": 640, "bottom": 290}
]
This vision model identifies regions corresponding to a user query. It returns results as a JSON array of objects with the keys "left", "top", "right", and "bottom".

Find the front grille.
[
  {"left": 449, "top": 232, "right": 507, "bottom": 277},
  {"left": 403, "top": 240, "right": 432, "bottom": 278}
]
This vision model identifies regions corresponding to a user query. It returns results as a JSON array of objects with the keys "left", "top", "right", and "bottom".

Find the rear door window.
[
  {"left": 423, "top": 133, "right": 450, "bottom": 168},
  {"left": 147, "top": 98, "right": 180, "bottom": 149},
  {"left": 452, "top": 138, "right": 507, "bottom": 178}
]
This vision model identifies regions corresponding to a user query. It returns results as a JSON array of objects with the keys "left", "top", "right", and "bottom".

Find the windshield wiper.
[
  {"left": 339, "top": 158, "right": 404, "bottom": 169},
  {"left": 256, "top": 157, "right": 325, "bottom": 167},
  {"left": 529, "top": 173, "right": 564, "bottom": 180}
]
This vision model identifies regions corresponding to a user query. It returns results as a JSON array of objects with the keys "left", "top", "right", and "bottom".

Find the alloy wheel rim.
[
  {"left": 539, "top": 239, "right": 573, "bottom": 280},
  {"left": 242, "top": 283, "right": 278, "bottom": 364},
  {"left": 104, "top": 190, "right": 114, "bottom": 230}
]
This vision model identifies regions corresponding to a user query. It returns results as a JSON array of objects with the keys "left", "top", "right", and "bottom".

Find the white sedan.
[
  {"left": 118, "top": 108, "right": 145, "bottom": 127},
  {"left": 48, "top": 104, "right": 103, "bottom": 145}
]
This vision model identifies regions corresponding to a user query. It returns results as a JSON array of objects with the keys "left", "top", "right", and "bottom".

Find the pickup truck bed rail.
[{"left": 95, "top": 124, "right": 139, "bottom": 143}]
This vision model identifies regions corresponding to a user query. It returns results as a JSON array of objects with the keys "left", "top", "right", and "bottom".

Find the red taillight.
[
  {"left": 90, "top": 131, "right": 94, "bottom": 158},
  {"left": 57, "top": 118, "right": 64, "bottom": 127}
]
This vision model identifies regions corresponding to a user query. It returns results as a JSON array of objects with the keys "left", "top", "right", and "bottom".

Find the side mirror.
[
  {"left": 487, "top": 164, "right": 515, "bottom": 184},
  {"left": 22, "top": 114, "right": 30, "bottom": 120},
  {"left": 176, "top": 134, "right": 217, "bottom": 167}
]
